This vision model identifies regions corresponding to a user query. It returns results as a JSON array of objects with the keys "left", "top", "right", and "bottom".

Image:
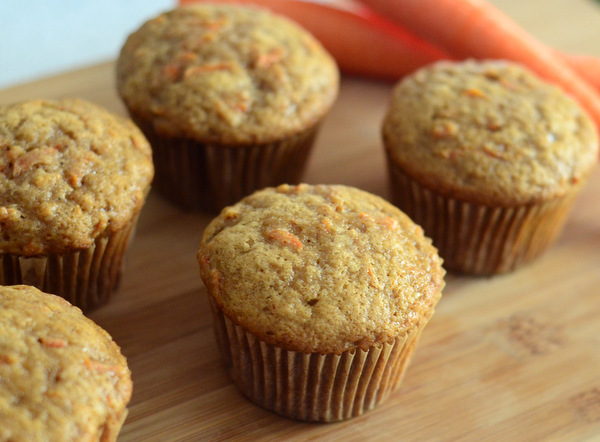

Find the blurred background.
[{"left": 1, "top": 0, "right": 176, "bottom": 88}]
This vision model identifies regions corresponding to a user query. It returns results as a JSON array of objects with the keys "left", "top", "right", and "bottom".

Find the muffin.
[
  {"left": 197, "top": 184, "right": 445, "bottom": 421},
  {"left": 382, "top": 59, "right": 599, "bottom": 275},
  {"left": 0, "top": 284, "right": 132, "bottom": 441},
  {"left": 116, "top": 4, "right": 339, "bottom": 213},
  {"left": 0, "top": 98, "right": 154, "bottom": 312}
]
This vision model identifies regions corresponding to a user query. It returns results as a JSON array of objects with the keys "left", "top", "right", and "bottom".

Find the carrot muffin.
[
  {"left": 116, "top": 4, "right": 339, "bottom": 212},
  {"left": 382, "top": 59, "right": 599, "bottom": 275},
  {"left": 197, "top": 184, "right": 445, "bottom": 421},
  {"left": 0, "top": 98, "right": 154, "bottom": 311},
  {"left": 0, "top": 285, "right": 132, "bottom": 441}
]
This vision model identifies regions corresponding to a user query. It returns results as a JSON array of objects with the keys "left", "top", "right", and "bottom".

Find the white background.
[{"left": 1, "top": 0, "right": 176, "bottom": 88}]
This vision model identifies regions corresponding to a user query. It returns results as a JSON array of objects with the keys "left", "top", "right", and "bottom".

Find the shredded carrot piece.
[
  {"left": 12, "top": 147, "right": 57, "bottom": 176},
  {"left": 231, "top": 96, "right": 249, "bottom": 113},
  {"left": 265, "top": 229, "right": 303, "bottom": 251},
  {"left": 358, "top": 212, "right": 374, "bottom": 232},
  {"left": 431, "top": 121, "right": 458, "bottom": 139},
  {"left": 463, "top": 88, "right": 486, "bottom": 98},
  {"left": 39, "top": 337, "right": 68, "bottom": 348},
  {"left": 184, "top": 63, "right": 231, "bottom": 79},
  {"left": 482, "top": 146, "right": 506, "bottom": 159},
  {"left": 358, "top": 213, "right": 398, "bottom": 230},
  {"left": 367, "top": 265, "right": 381, "bottom": 288},
  {"left": 320, "top": 218, "right": 334, "bottom": 233},
  {"left": 83, "top": 358, "right": 128, "bottom": 375},
  {"left": 255, "top": 47, "right": 286, "bottom": 68},
  {"left": 161, "top": 64, "right": 182, "bottom": 81},
  {"left": 377, "top": 216, "right": 398, "bottom": 230}
]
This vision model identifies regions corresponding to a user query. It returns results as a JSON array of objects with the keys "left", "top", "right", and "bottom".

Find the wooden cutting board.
[{"left": 2, "top": 0, "right": 600, "bottom": 440}]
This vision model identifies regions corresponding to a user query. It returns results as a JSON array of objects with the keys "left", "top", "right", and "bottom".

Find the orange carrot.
[
  {"left": 560, "top": 53, "right": 600, "bottom": 94},
  {"left": 355, "top": 0, "right": 600, "bottom": 130},
  {"left": 178, "top": 0, "right": 448, "bottom": 80},
  {"left": 264, "top": 228, "right": 304, "bottom": 251},
  {"left": 38, "top": 337, "right": 68, "bottom": 348}
]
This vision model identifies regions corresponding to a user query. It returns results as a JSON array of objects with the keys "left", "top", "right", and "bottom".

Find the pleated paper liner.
[
  {"left": 99, "top": 407, "right": 129, "bottom": 442},
  {"left": 209, "top": 297, "right": 438, "bottom": 422},
  {"left": 387, "top": 159, "right": 582, "bottom": 275},
  {"left": 132, "top": 115, "right": 319, "bottom": 213},
  {"left": 0, "top": 213, "right": 139, "bottom": 313}
]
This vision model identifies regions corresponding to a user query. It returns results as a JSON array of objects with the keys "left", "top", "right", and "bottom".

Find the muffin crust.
[
  {"left": 0, "top": 285, "right": 132, "bottom": 441},
  {"left": 383, "top": 60, "right": 599, "bottom": 206},
  {"left": 117, "top": 4, "right": 339, "bottom": 144},
  {"left": 198, "top": 184, "right": 445, "bottom": 354},
  {"left": 0, "top": 98, "right": 154, "bottom": 255}
]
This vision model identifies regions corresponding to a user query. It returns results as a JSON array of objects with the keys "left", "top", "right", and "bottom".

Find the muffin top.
[
  {"left": 0, "top": 98, "right": 154, "bottom": 255},
  {"left": 0, "top": 285, "right": 132, "bottom": 441},
  {"left": 116, "top": 4, "right": 339, "bottom": 144},
  {"left": 383, "top": 60, "right": 599, "bottom": 206},
  {"left": 198, "top": 184, "right": 445, "bottom": 354}
]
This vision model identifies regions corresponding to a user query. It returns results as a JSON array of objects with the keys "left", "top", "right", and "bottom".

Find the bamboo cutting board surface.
[{"left": 2, "top": 0, "right": 600, "bottom": 440}]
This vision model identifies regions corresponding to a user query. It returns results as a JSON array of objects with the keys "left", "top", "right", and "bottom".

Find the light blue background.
[{"left": 1, "top": 0, "right": 176, "bottom": 88}]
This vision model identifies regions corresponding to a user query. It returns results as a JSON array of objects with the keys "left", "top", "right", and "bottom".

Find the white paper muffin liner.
[
  {"left": 0, "top": 214, "right": 139, "bottom": 313},
  {"left": 209, "top": 297, "right": 437, "bottom": 422},
  {"left": 387, "top": 159, "right": 581, "bottom": 275},
  {"left": 133, "top": 116, "right": 319, "bottom": 213}
]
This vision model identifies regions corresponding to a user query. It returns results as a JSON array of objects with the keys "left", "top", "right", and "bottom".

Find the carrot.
[
  {"left": 38, "top": 337, "right": 68, "bottom": 348},
  {"left": 264, "top": 228, "right": 304, "bottom": 251},
  {"left": 178, "top": 0, "right": 448, "bottom": 80},
  {"left": 355, "top": 0, "right": 600, "bottom": 131},
  {"left": 559, "top": 53, "right": 600, "bottom": 94}
]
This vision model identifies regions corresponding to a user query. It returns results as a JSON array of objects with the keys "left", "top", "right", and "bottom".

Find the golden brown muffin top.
[
  {"left": 116, "top": 4, "right": 339, "bottom": 144},
  {"left": 0, "top": 285, "right": 132, "bottom": 441},
  {"left": 383, "top": 60, "right": 599, "bottom": 206},
  {"left": 0, "top": 98, "right": 154, "bottom": 255},
  {"left": 198, "top": 184, "right": 445, "bottom": 354}
]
